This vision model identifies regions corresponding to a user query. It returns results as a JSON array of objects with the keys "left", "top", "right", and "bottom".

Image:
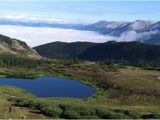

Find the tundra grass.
[{"left": 0, "top": 63, "right": 159, "bottom": 118}]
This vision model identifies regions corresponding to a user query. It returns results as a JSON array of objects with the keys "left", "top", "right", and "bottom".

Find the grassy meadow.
[{"left": 0, "top": 60, "right": 159, "bottom": 118}]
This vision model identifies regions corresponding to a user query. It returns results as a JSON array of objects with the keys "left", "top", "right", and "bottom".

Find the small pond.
[{"left": 0, "top": 77, "right": 96, "bottom": 98}]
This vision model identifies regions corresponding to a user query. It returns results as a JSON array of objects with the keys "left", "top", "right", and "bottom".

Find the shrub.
[
  {"left": 60, "top": 104, "right": 98, "bottom": 119},
  {"left": 40, "top": 103, "right": 62, "bottom": 118},
  {"left": 13, "top": 98, "right": 33, "bottom": 107},
  {"left": 113, "top": 109, "right": 140, "bottom": 119},
  {"left": 96, "top": 108, "right": 129, "bottom": 119},
  {"left": 141, "top": 113, "right": 160, "bottom": 119},
  {"left": 9, "top": 97, "right": 142, "bottom": 119}
]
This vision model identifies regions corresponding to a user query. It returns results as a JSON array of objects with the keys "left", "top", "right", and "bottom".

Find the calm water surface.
[{"left": 0, "top": 77, "right": 96, "bottom": 98}]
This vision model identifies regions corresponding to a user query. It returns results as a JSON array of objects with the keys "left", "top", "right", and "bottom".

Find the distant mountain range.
[
  {"left": 0, "top": 17, "right": 159, "bottom": 45},
  {"left": 81, "top": 20, "right": 153, "bottom": 35},
  {"left": 80, "top": 20, "right": 160, "bottom": 44},
  {"left": 0, "top": 34, "right": 40, "bottom": 58},
  {"left": 0, "top": 17, "right": 84, "bottom": 29},
  {"left": 34, "top": 41, "right": 160, "bottom": 66},
  {"left": 0, "top": 16, "right": 159, "bottom": 45}
]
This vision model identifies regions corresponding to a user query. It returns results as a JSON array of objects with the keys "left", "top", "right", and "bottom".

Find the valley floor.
[{"left": 0, "top": 61, "right": 160, "bottom": 119}]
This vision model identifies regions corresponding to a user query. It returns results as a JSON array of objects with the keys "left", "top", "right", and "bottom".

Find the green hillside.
[
  {"left": 34, "top": 41, "right": 96, "bottom": 59},
  {"left": 79, "top": 41, "right": 160, "bottom": 67},
  {"left": 34, "top": 41, "right": 160, "bottom": 67}
]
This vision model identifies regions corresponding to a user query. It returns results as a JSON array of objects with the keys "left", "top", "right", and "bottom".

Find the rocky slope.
[{"left": 0, "top": 34, "right": 41, "bottom": 59}]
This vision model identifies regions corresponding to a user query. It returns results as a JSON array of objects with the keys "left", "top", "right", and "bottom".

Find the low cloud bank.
[
  {"left": 0, "top": 25, "right": 158, "bottom": 47},
  {"left": 119, "top": 30, "right": 159, "bottom": 41},
  {"left": 0, "top": 25, "right": 116, "bottom": 47}
]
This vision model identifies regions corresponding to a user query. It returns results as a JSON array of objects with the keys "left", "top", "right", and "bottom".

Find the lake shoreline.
[
  {"left": 0, "top": 68, "right": 102, "bottom": 99},
  {"left": 0, "top": 65, "right": 160, "bottom": 119}
]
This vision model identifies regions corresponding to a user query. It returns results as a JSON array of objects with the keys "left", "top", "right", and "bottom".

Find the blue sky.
[{"left": 0, "top": 1, "right": 159, "bottom": 22}]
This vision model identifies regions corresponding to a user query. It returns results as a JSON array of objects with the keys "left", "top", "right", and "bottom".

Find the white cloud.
[
  {"left": 0, "top": 25, "right": 117, "bottom": 47},
  {"left": 137, "top": 30, "right": 160, "bottom": 38},
  {"left": 119, "top": 31, "right": 137, "bottom": 41},
  {"left": 0, "top": 14, "right": 87, "bottom": 24},
  {"left": 0, "top": 25, "right": 157, "bottom": 47},
  {"left": 119, "top": 30, "right": 160, "bottom": 41}
]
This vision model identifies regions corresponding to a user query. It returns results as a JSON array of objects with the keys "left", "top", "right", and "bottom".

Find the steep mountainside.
[
  {"left": 110, "top": 20, "right": 153, "bottom": 36},
  {"left": 81, "top": 21, "right": 127, "bottom": 35},
  {"left": 141, "top": 21, "right": 160, "bottom": 31},
  {"left": 0, "top": 34, "right": 41, "bottom": 58},
  {"left": 34, "top": 41, "right": 160, "bottom": 66},
  {"left": 138, "top": 21, "right": 160, "bottom": 45},
  {"left": 81, "top": 20, "right": 152, "bottom": 36}
]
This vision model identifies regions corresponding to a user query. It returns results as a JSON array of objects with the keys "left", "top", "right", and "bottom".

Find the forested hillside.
[
  {"left": 34, "top": 41, "right": 160, "bottom": 67},
  {"left": 34, "top": 41, "right": 96, "bottom": 59}
]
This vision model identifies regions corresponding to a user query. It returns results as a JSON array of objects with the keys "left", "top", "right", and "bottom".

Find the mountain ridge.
[
  {"left": 34, "top": 41, "right": 96, "bottom": 59},
  {"left": 0, "top": 34, "right": 41, "bottom": 59},
  {"left": 34, "top": 41, "right": 160, "bottom": 67},
  {"left": 0, "top": 18, "right": 159, "bottom": 45}
]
